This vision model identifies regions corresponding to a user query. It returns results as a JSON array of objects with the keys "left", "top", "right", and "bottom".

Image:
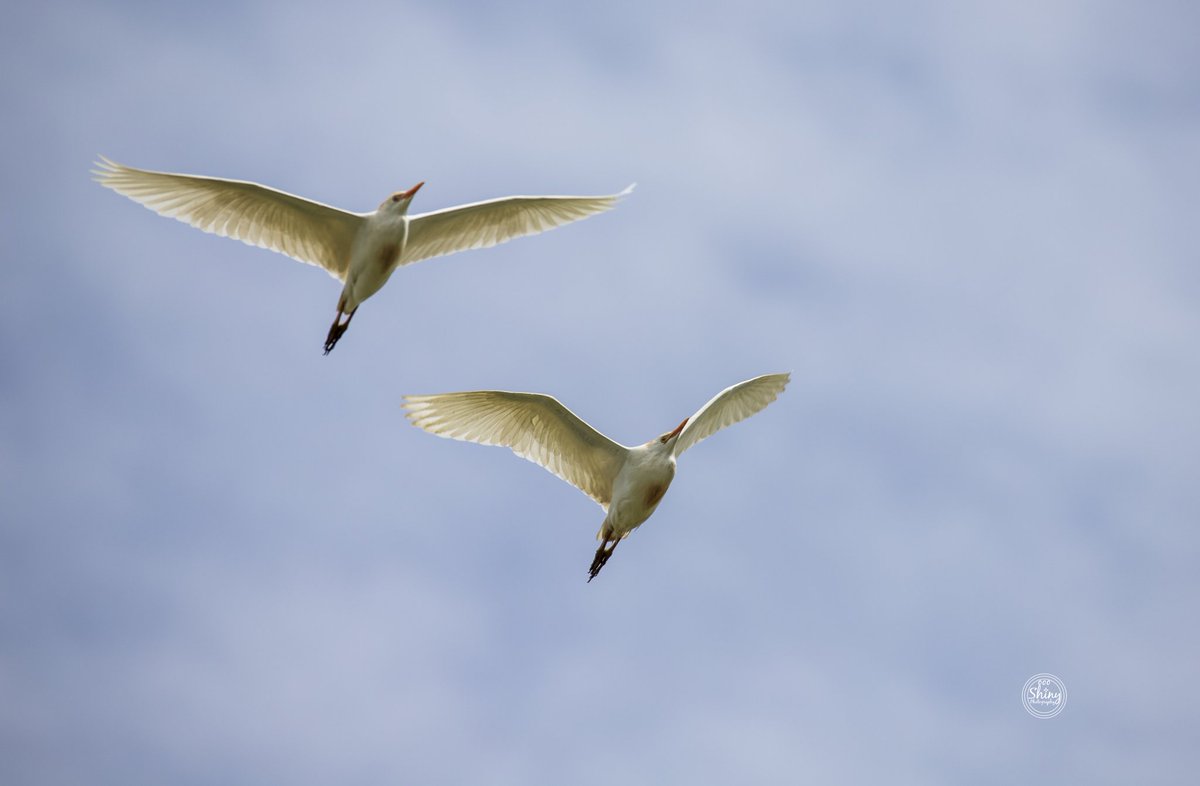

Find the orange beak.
[
  {"left": 403, "top": 181, "right": 425, "bottom": 199},
  {"left": 668, "top": 418, "right": 688, "bottom": 439}
]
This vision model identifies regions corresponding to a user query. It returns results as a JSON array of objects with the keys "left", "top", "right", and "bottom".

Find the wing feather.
[
  {"left": 401, "top": 185, "right": 634, "bottom": 267},
  {"left": 674, "top": 373, "right": 791, "bottom": 456},
  {"left": 93, "top": 157, "right": 363, "bottom": 280},
  {"left": 402, "top": 391, "right": 628, "bottom": 508}
]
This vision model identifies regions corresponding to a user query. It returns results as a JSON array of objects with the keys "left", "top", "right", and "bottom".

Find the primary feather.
[{"left": 402, "top": 391, "right": 627, "bottom": 508}]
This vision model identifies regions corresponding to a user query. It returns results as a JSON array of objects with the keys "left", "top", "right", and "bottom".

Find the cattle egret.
[
  {"left": 93, "top": 157, "right": 633, "bottom": 353},
  {"left": 402, "top": 373, "right": 790, "bottom": 581}
]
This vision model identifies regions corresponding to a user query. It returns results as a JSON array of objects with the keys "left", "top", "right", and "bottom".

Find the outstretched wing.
[
  {"left": 674, "top": 373, "right": 791, "bottom": 456},
  {"left": 401, "top": 185, "right": 634, "bottom": 267},
  {"left": 402, "top": 390, "right": 628, "bottom": 508},
  {"left": 93, "top": 156, "right": 363, "bottom": 280}
]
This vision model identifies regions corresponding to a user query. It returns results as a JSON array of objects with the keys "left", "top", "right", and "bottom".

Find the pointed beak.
[
  {"left": 668, "top": 417, "right": 688, "bottom": 440},
  {"left": 403, "top": 181, "right": 425, "bottom": 199}
]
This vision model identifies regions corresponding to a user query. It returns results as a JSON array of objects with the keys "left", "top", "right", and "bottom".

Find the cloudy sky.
[{"left": 2, "top": 0, "right": 1198, "bottom": 783}]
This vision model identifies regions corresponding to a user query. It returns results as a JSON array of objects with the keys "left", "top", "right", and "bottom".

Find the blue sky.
[{"left": 2, "top": 0, "right": 1198, "bottom": 783}]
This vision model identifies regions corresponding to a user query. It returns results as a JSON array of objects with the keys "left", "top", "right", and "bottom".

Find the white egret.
[
  {"left": 402, "top": 373, "right": 790, "bottom": 581},
  {"left": 94, "top": 157, "right": 632, "bottom": 353}
]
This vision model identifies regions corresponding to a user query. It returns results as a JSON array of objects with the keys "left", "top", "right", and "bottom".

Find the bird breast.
[
  {"left": 642, "top": 482, "right": 668, "bottom": 508},
  {"left": 345, "top": 217, "right": 409, "bottom": 306},
  {"left": 607, "top": 454, "right": 676, "bottom": 532},
  {"left": 375, "top": 242, "right": 400, "bottom": 272}
]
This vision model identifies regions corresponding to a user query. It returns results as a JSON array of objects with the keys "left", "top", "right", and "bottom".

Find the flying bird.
[
  {"left": 402, "top": 373, "right": 790, "bottom": 581},
  {"left": 93, "top": 157, "right": 633, "bottom": 353}
]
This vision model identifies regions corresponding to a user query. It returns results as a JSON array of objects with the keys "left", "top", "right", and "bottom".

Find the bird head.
[
  {"left": 380, "top": 181, "right": 424, "bottom": 213},
  {"left": 651, "top": 417, "right": 688, "bottom": 450}
]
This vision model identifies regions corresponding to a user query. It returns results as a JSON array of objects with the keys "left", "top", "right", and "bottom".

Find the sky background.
[{"left": 2, "top": 0, "right": 1198, "bottom": 783}]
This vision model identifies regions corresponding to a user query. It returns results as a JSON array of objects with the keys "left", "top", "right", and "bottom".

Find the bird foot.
[
  {"left": 587, "top": 539, "right": 618, "bottom": 582},
  {"left": 323, "top": 308, "right": 357, "bottom": 355},
  {"left": 324, "top": 322, "right": 347, "bottom": 354}
]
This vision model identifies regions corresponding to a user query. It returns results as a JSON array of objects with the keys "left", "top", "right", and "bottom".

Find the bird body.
[
  {"left": 604, "top": 438, "right": 678, "bottom": 540},
  {"left": 341, "top": 200, "right": 413, "bottom": 312},
  {"left": 329, "top": 192, "right": 423, "bottom": 346},
  {"left": 93, "top": 157, "right": 632, "bottom": 352},
  {"left": 402, "top": 373, "right": 790, "bottom": 580}
]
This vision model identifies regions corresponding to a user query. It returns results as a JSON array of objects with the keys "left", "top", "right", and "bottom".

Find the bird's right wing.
[
  {"left": 675, "top": 373, "right": 791, "bottom": 456},
  {"left": 93, "top": 157, "right": 363, "bottom": 280},
  {"left": 402, "top": 391, "right": 628, "bottom": 508},
  {"left": 400, "top": 185, "right": 634, "bottom": 266}
]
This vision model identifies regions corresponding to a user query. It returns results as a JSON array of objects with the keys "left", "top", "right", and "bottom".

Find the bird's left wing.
[
  {"left": 674, "top": 373, "right": 791, "bottom": 457},
  {"left": 93, "top": 157, "right": 363, "bottom": 280},
  {"left": 402, "top": 391, "right": 628, "bottom": 508},
  {"left": 401, "top": 185, "right": 634, "bottom": 266}
]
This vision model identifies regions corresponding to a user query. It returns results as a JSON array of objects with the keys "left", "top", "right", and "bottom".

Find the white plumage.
[
  {"left": 403, "top": 373, "right": 790, "bottom": 580},
  {"left": 94, "top": 156, "right": 632, "bottom": 353}
]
